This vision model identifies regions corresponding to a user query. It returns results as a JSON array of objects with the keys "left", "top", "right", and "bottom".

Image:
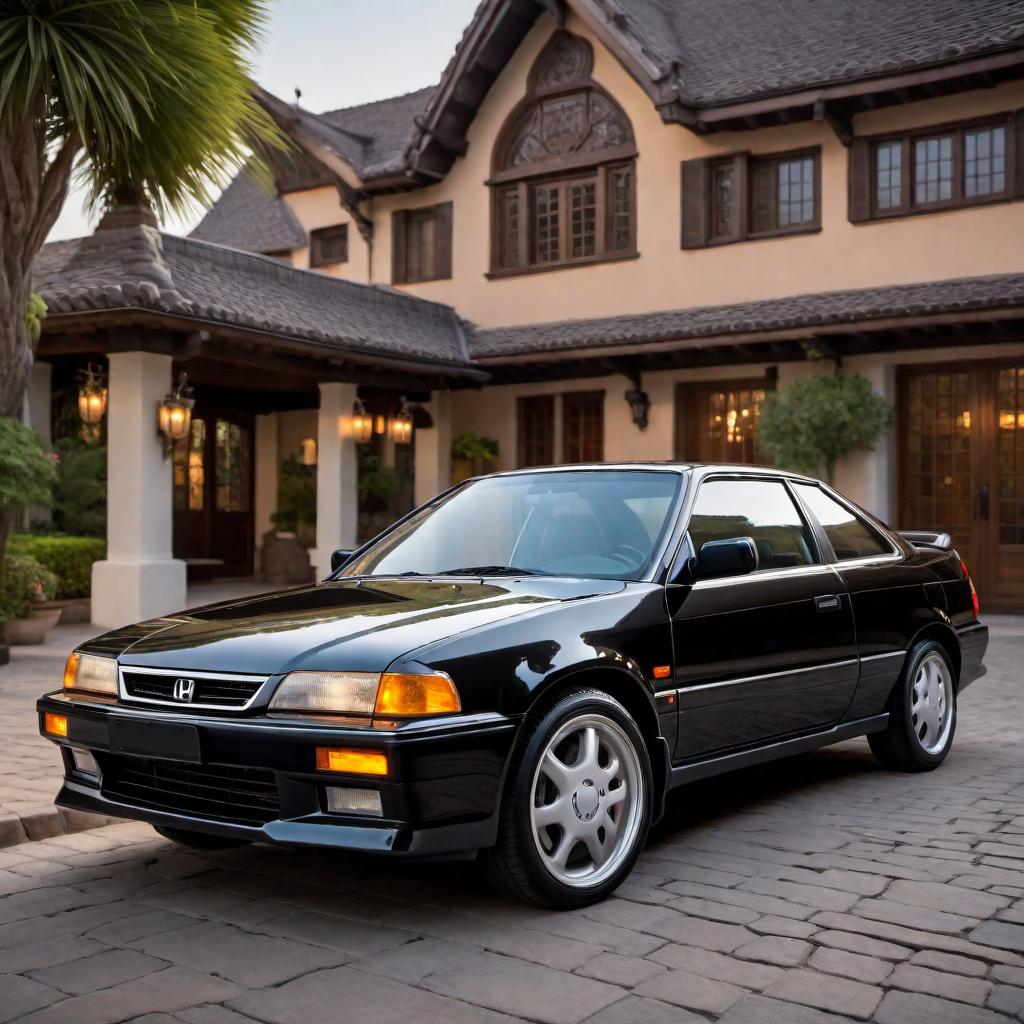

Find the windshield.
[{"left": 340, "top": 470, "right": 681, "bottom": 581}]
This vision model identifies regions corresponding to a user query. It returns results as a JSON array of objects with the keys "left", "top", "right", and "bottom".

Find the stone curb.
[{"left": 0, "top": 806, "right": 122, "bottom": 848}]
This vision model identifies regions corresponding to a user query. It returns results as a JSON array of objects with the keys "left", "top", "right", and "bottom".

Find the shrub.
[
  {"left": 1, "top": 555, "right": 58, "bottom": 622},
  {"left": 451, "top": 432, "right": 498, "bottom": 461},
  {"left": 53, "top": 439, "right": 107, "bottom": 537},
  {"left": 758, "top": 372, "right": 893, "bottom": 484},
  {"left": 8, "top": 533, "right": 106, "bottom": 600},
  {"left": 271, "top": 455, "right": 316, "bottom": 547}
]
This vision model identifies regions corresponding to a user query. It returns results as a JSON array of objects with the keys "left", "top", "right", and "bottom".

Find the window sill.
[
  {"left": 486, "top": 250, "right": 640, "bottom": 280},
  {"left": 858, "top": 191, "right": 1019, "bottom": 223},
  {"left": 701, "top": 225, "right": 822, "bottom": 248}
]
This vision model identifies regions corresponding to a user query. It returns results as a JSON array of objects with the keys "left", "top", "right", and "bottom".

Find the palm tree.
[{"left": 0, "top": 0, "right": 278, "bottom": 419}]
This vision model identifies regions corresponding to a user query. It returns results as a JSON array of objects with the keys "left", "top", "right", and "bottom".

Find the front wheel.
[
  {"left": 869, "top": 640, "right": 957, "bottom": 772},
  {"left": 481, "top": 688, "right": 652, "bottom": 908}
]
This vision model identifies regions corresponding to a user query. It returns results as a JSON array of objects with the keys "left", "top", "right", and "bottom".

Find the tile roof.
[
  {"left": 34, "top": 226, "right": 475, "bottom": 371},
  {"left": 190, "top": 166, "right": 306, "bottom": 254},
  {"left": 469, "top": 274, "right": 1024, "bottom": 358}
]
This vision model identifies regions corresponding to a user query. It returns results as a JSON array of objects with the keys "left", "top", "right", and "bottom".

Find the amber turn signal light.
[
  {"left": 63, "top": 652, "right": 79, "bottom": 690},
  {"left": 316, "top": 746, "right": 388, "bottom": 776},
  {"left": 375, "top": 672, "right": 460, "bottom": 716},
  {"left": 652, "top": 665, "right": 671, "bottom": 680},
  {"left": 44, "top": 713, "right": 68, "bottom": 738}
]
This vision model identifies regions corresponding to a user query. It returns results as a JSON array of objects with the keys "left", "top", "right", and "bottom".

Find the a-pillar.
[
  {"left": 91, "top": 351, "right": 186, "bottom": 627},
  {"left": 311, "top": 382, "right": 358, "bottom": 579},
  {"left": 414, "top": 389, "right": 452, "bottom": 506}
]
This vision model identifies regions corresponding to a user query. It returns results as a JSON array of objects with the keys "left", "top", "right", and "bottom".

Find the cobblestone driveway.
[{"left": 3, "top": 622, "right": 1024, "bottom": 1023}]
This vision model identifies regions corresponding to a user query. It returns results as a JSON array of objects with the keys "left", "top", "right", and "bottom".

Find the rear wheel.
[
  {"left": 869, "top": 639, "right": 957, "bottom": 771},
  {"left": 481, "top": 688, "right": 652, "bottom": 908},
  {"left": 153, "top": 825, "right": 251, "bottom": 850}
]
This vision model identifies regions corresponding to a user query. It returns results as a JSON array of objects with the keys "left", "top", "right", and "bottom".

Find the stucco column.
[
  {"left": 253, "top": 412, "right": 279, "bottom": 573},
  {"left": 91, "top": 351, "right": 186, "bottom": 627},
  {"left": 414, "top": 390, "right": 452, "bottom": 506},
  {"left": 311, "top": 382, "right": 358, "bottom": 579}
]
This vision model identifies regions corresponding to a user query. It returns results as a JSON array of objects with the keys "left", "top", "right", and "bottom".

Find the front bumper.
[{"left": 37, "top": 692, "right": 518, "bottom": 856}]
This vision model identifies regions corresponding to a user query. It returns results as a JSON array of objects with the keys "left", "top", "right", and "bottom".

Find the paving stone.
[
  {"left": 993, "top": 964, "right": 1024, "bottom": 986},
  {"left": 885, "top": 880, "right": 1011, "bottom": 919},
  {"left": 633, "top": 968, "right": 748, "bottom": 1014},
  {"left": 664, "top": 895, "right": 760, "bottom": 924},
  {"left": 28, "top": 948, "right": 167, "bottom": 995},
  {"left": 575, "top": 951, "right": 666, "bottom": 987},
  {"left": 812, "top": 929, "right": 913, "bottom": 960},
  {"left": 808, "top": 945, "right": 893, "bottom": 984},
  {"left": 350, "top": 936, "right": 479, "bottom": 984},
  {"left": 0, "top": 935, "right": 108, "bottom": 973},
  {"left": 84, "top": 908, "right": 196, "bottom": 945},
  {"left": 580, "top": 995, "right": 705, "bottom": 1023},
  {"left": 647, "top": 944, "right": 784, "bottom": 989},
  {"left": 910, "top": 949, "right": 989, "bottom": 976},
  {"left": 888, "top": 963, "right": 992, "bottom": 1006},
  {"left": 254, "top": 908, "right": 412, "bottom": 956},
  {"left": 737, "top": 877, "right": 860, "bottom": 912},
  {"left": 874, "top": 989, "right": 1009, "bottom": 1024},
  {"left": 719, "top": 994, "right": 858, "bottom": 1024},
  {"left": 175, "top": 1006, "right": 263, "bottom": 1024},
  {"left": 0, "top": 975, "right": 64, "bottom": 1022},
  {"left": 642, "top": 914, "right": 755, "bottom": 952},
  {"left": 664, "top": 879, "right": 816, "bottom": 920},
  {"left": 852, "top": 898, "right": 978, "bottom": 936},
  {"left": 971, "top": 920, "right": 1024, "bottom": 953},
  {"left": 987, "top": 984, "right": 1024, "bottom": 1017},
  {"left": 735, "top": 935, "right": 812, "bottom": 966},
  {"left": 748, "top": 914, "right": 819, "bottom": 939},
  {"left": 764, "top": 968, "right": 882, "bottom": 1019},
  {"left": 421, "top": 951, "right": 623, "bottom": 1024}
]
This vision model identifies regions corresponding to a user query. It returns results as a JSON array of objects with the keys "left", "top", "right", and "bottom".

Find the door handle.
[
  {"left": 977, "top": 482, "right": 990, "bottom": 521},
  {"left": 815, "top": 594, "right": 842, "bottom": 613}
]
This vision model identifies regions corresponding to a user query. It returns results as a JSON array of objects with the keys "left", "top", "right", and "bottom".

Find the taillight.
[{"left": 962, "top": 560, "right": 980, "bottom": 619}]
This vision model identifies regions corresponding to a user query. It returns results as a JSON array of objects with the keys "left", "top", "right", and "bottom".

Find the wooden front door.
[
  {"left": 900, "top": 362, "right": 1024, "bottom": 609},
  {"left": 675, "top": 378, "right": 771, "bottom": 464},
  {"left": 173, "top": 407, "right": 255, "bottom": 578}
]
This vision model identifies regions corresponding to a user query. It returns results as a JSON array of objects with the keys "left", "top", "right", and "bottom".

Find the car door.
[{"left": 670, "top": 474, "right": 859, "bottom": 761}]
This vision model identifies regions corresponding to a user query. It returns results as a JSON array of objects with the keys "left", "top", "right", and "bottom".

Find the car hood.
[{"left": 82, "top": 577, "right": 625, "bottom": 675}]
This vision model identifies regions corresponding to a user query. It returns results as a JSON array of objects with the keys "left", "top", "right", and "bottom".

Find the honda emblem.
[{"left": 172, "top": 678, "right": 196, "bottom": 703}]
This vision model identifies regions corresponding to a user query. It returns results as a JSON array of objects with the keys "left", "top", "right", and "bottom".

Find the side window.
[
  {"left": 688, "top": 479, "right": 816, "bottom": 571},
  {"left": 794, "top": 484, "right": 891, "bottom": 560}
]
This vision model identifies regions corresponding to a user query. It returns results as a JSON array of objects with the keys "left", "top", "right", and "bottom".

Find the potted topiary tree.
[
  {"left": 758, "top": 372, "right": 893, "bottom": 484},
  {"left": 2, "top": 556, "right": 60, "bottom": 644}
]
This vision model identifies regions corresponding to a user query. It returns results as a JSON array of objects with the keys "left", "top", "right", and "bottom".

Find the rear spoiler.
[{"left": 898, "top": 530, "right": 953, "bottom": 551}]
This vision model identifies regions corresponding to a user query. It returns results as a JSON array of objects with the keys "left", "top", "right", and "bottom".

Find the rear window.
[{"left": 794, "top": 484, "right": 891, "bottom": 560}]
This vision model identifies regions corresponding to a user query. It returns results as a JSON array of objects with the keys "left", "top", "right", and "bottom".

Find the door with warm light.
[
  {"left": 899, "top": 362, "right": 1024, "bottom": 610},
  {"left": 675, "top": 378, "right": 773, "bottom": 465},
  {"left": 173, "top": 405, "right": 254, "bottom": 578}
]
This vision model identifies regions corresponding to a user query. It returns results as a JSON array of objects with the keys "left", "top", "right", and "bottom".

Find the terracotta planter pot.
[{"left": 6, "top": 606, "right": 63, "bottom": 645}]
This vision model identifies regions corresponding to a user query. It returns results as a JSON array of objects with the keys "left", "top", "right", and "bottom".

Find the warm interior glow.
[
  {"left": 390, "top": 410, "right": 414, "bottom": 444},
  {"left": 159, "top": 400, "right": 193, "bottom": 441},
  {"left": 63, "top": 652, "right": 80, "bottom": 690},
  {"left": 351, "top": 402, "right": 374, "bottom": 444},
  {"left": 374, "top": 414, "right": 387, "bottom": 435},
  {"left": 375, "top": 672, "right": 460, "bottom": 716},
  {"left": 316, "top": 747, "right": 388, "bottom": 775},
  {"left": 300, "top": 438, "right": 318, "bottom": 465},
  {"left": 44, "top": 713, "right": 68, "bottom": 738}
]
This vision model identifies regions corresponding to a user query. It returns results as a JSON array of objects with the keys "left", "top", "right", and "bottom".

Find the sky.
[{"left": 47, "top": 0, "right": 480, "bottom": 242}]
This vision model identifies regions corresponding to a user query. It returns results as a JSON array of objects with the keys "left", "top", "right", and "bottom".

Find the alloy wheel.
[{"left": 910, "top": 651, "right": 954, "bottom": 755}]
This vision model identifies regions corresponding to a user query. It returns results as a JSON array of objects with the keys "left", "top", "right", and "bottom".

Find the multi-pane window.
[
  {"left": 405, "top": 208, "right": 436, "bottom": 281},
  {"left": 391, "top": 203, "right": 453, "bottom": 284},
  {"left": 750, "top": 153, "right": 817, "bottom": 233},
  {"left": 563, "top": 392, "right": 604, "bottom": 463},
  {"left": 710, "top": 159, "right": 737, "bottom": 240},
  {"left": 857, "top": 116, "right": 1017, "bottom": 221},
  {"left": 517, "top": 396, "right": 555, "bottom": 468},
  {"left": 677, "top": 379, "right": 769, "bottom": 465},
  {"left": 309, "top": 224, "right": 348, "bottom": 267},
  {"left": 533, "top": 183, "right": 561, "bottom": 264}
]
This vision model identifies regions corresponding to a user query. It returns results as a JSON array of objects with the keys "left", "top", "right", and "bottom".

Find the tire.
[
  {"left": 480, "top": 688, "right": 652, "bottom": 909},
  {"left": 153, "top": 825, "right": 252, "bottom": 850},
  {"left": 869, "top": 639, "right": 957, "bottom": 772}
]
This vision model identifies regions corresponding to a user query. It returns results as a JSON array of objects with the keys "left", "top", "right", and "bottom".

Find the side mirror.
[
  {"left": 696, "top": 537, "right": 759, "bottom": 578},
  {"left": 330, "top": 548, "right": 355, "bottom": 573}
]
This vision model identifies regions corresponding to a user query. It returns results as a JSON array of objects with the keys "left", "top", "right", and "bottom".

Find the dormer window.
[{"left": 488, "top": 31, "right": 637, "bottom": 277}]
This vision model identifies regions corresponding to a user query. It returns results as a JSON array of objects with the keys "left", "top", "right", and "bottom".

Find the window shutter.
[
  {"left": 1015, "top": 110, "right": 1024, "bottom": 199},
  {"left": 433, "top": 201, "right": 453, "bottom": 279},
  {"left": 749, "top": 158, "right": 775, "bottom": 233},
  {"left": 391, "top": 210, "right": 407, "bottom": 284},
  {"left": 680, "top": 158, "right": 709, "bottom": 249},
  {"left": 848, "top": 137, "right": 872, "bottom": 223},
  {"left": 724, "top": 153, "right": 748, "bottom": 242}
]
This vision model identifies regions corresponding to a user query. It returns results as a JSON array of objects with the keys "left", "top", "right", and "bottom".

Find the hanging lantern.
[
  {"left": 77, "top": 363, "right": 108, "bottom": 425},
  {"left": 157, "top": 372, "right": 195, "bottom": 455},
  {"left": 351, "top": 400, "right": 373, "bottom": 444},
  {"left": 300, "top": 437, "right": 318, "bottom": 465},
  {"left": 390, "top": 398, "right": 414, "bottom": 445}
]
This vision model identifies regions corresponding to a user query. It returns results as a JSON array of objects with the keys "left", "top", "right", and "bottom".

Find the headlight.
[
  {"left": 63, "top": 652, "right": 118, "bottom": 696},
  {"left": 269, "top": 670, "right": 460, "bottom": 716}
]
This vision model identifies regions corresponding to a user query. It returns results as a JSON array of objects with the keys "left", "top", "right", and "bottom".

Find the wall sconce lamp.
[
  {"left": 351, "top": 400, "right": 374, "bottom": 444},
  {"left": 300, "top": 437, "right": 318, "bottom": 466},
  {"left": 625, "top": 386, "right": 650, "bottom": 431},
  {"left": 157, "top": 372, "right": 195, "bottom": 456},
  {"left": 390, "top": 397, "right": 414, "bottom": 445},
  {"left": 76, "top": 363, "right": 108, "bottom": 441}
]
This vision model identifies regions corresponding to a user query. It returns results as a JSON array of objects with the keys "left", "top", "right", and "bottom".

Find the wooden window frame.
[
  {"left": 674, "top": 375, "right": 776, "bottom": 463},
  {"left": 309, "top": 224, "right": 348, "bottom": 267},
  {"left": 851, "top": 110, "right": 1023, "bottom": 223},
  {"left": 562, "top": 391, "right": 605, "bottom": 464},
  {"left": 681, "top": 148, "right": 821, "bottom": 249},
  {"left": 517, "top": 395, "right": 556, "bottom": 468},
  {"left": 391, "top": 202, "right": 453, "bottom": 284}
]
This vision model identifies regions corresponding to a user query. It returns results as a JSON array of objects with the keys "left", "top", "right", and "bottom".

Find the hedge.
[{"left": 7, "top": 534, "right": 106, "bottom": 600}]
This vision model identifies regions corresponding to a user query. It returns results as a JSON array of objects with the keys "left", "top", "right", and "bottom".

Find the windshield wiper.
[{"left": 434, "top": 565, "right": 542, "bottom": 577}]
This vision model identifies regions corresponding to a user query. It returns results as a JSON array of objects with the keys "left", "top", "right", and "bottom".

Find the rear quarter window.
[{"left": 794, "top": 483, "right": 891, "bottom": 560}]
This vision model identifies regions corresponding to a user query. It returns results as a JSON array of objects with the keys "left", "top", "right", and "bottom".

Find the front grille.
[
  {"left": 122, "top": 670, "right": 265, "bottom": 709},
  {"left": 101, "top": 755, "right": 280, "bottom": 825}
]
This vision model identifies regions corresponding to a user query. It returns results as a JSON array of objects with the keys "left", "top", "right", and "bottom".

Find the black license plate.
[{"left": 108, "top": 717, "right": 201, "bottom": 763}]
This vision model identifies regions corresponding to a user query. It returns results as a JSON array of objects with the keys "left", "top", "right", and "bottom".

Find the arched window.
[{"left": 489, "top": 31, "right": 636, "bottom": 276}]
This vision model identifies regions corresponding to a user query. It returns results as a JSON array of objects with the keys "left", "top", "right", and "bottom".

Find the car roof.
[{"left": 483, "top": 462, "right": 823, "bottom": 484}]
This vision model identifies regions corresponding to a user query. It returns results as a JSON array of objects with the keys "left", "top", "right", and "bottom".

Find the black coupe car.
[{"left": 38, "top": 464, "right": 987, "bottom": 907}]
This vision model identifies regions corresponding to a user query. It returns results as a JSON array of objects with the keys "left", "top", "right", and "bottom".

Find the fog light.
[
  {"left": 316, "top": 746, "right": 388, "bottom": 776},
  {"left": 71, "top": 747, "right": 99, "bottom": 777},
  {"left": 325, "top": 786, "right": 383, "bottom": 817},
  {"left": 44, "top": 713, "right": 68, "bottom": 738}
]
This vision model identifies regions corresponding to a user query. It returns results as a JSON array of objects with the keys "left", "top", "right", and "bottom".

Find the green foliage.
[
  {"left": 271, "top": 455, "right": 316, "bottom": 545},
  {"left": 358, "top": 451, "right": 397, "bottom": 510},
  {"left": 0, "top": 0, "right": 280, "bottom": 218},
  {"left": 451, "top": 433, "right": 499, "bottom": 461},
  {"left": 758, "top": 373, "right": 893, "bottom": 484},
  {"left": 0, "top": 555, "right": 58, "bottom": 622},
  {"left": 24, "top": 294, "right": 46, "bottom": 346},
  {"left": 0, "top": 418, "right": 55, "bottom": 514},
  {"left": 8, "top": 534, "right": 105, "bottom": 600},
  {"left": 52, "top": 439, "right": 107, "bottom": 537}
]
